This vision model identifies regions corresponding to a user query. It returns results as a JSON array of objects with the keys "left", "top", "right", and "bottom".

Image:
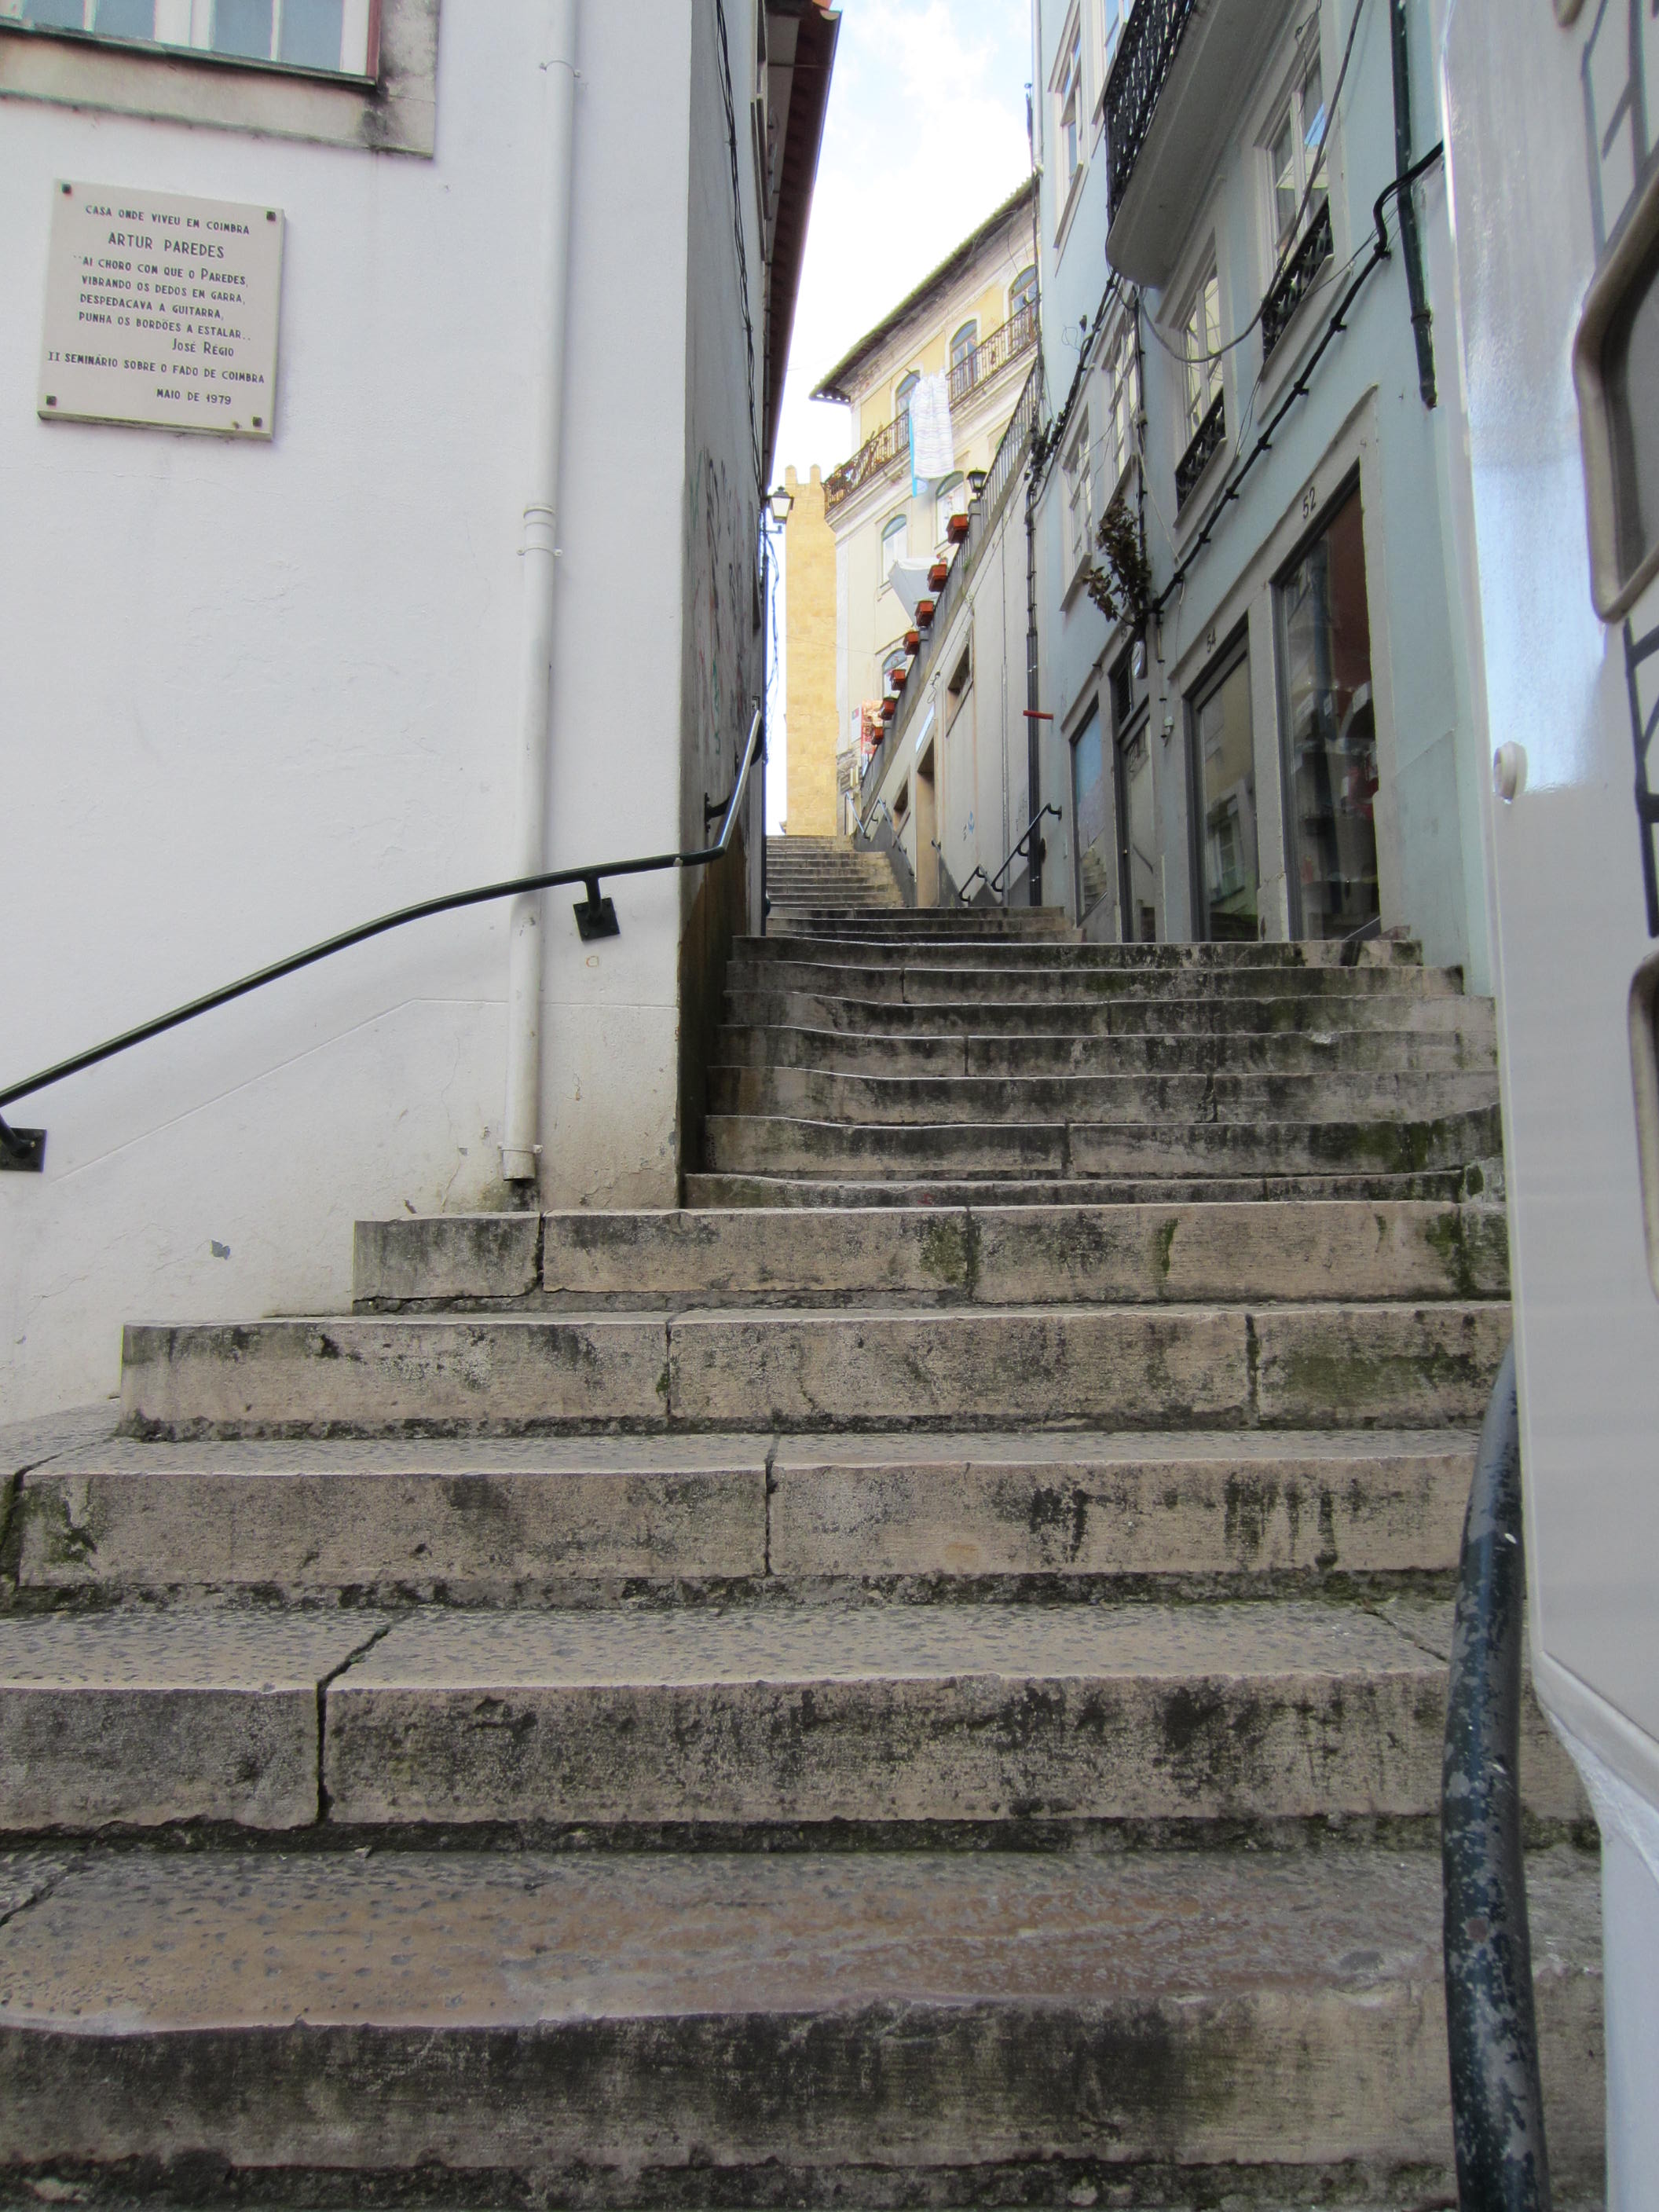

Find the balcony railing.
[
  {"left": 1261, "top": 202, "right": 1334, "bottom": 361},
  {"left": 1174, "top": 389, "right": 1225, "bottom": 511},
  {"left": 824, "top": 306, "right": 1038, "bottom": 515},
  {"left": 947, "top": 302, "right": 1038, "bottom": 408},
  {"left": 1104, "top": 0, "right": 1199, "bottom": 219}
]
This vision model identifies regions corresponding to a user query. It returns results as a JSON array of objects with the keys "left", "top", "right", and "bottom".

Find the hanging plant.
[{"left": 1083, "top": 489, "right": 1152, "bottom": 632}]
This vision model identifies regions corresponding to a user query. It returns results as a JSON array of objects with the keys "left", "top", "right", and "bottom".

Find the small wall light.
[{"left": 767, "top": 485, "right": 795, "bottom": 525}]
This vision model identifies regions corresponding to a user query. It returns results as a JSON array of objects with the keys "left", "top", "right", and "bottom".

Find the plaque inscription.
[{"left": 38, "top": 181, "right": 284, "bottom": 438}]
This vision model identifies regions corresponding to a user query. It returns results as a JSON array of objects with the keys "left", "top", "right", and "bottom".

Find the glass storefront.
[
  {"left": 1071, "top": 705, "right": 1111, "bottom": 924},
  {"left": 1276, "top": 488, "right": 1379, "bottom": 937},
  {"left": 1190, "top": 646, "right": 1259, "bottom": 939}
]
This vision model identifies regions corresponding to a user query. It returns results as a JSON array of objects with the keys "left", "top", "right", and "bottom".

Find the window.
[
  {"left": 1265, "top": 39, "right": 1328, "bottom": 264},
  {"left": 1010, "top": 265, "right": 1038, "bottom": 335},
  {"left": 895, "top": 370, "right": 921, "bottom": 430},
  {"left": 1179, "top": 267, "right": 1222, "bottom": 445},
  {"left": 934, "top": 472, "right": 966, "bottom": 545},
  {"left": 1054, "top": 18, "right": 1084, "bottom": 194},
  {"left": 4, "top": 0, "right": 378, "bottom": 75},
  {"left": 882, "top": 643, "right": 908, "bottom": 689},
  {"left": 881, "top": 512, "right": 908, "bottom": 584},
  {"left": 1101, "top": 314, "right": 1140, "bottom": 493},
  {"left": 950, "top": 320, "right": 979, "bottom": 376},
  {"left": 1101, "top": 0, "right": 1125, "bottom": 84},
  {"left": 1064, "top": 406, "right": 1097, "bottom": 572}
]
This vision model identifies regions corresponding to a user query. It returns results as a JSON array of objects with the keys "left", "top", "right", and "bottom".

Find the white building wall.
[{"left": 0, "top": 4, "right": 725, "bottom": 1419}]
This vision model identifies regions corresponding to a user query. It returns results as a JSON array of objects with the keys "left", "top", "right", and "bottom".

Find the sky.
[
  {"left": 774, "top": 0, "right": 1034, "bottom": 479},
  {"left": 767, "top": 0, "right": 1033, "bottom": 826}
]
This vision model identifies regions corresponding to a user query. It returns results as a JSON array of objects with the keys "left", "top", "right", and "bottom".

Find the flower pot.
[
  {"left": 890, "top": 666, "right": 907, "bottom": 691},
  {"left": 946, "top": 514, "right": 969, "bottom": 544},
  {"left": 916, "top": 599, "right": 936, "bottom": 626},
  {"left": 904, "top": 629, "right": 921, "bottom": 652},
  {"left": 928, "top": 560, "right": 950, "bottom": 588},
  {"left": 881, "top": 698, "right": 896, "bottom": 720}
]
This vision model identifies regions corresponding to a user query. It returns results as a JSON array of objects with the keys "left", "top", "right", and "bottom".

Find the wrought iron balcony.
[
  {"left": 1174, "top": 390, "right": 1225, "bottom": 511},
  {"left": 947, "top": 302, "right": 1038, "bottom": 407},
  {"left": 1261, "top": 202, "right": 1334, "bottom": 361},
  {"left": 823, "top": 414, "right": 909, "bottom": 513},
  {"left": 1105, "top": 0, "right": 1199, "bottom": 220}
]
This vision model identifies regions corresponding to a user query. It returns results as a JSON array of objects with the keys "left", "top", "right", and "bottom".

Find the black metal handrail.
[
  {"left": 823, "top": 413, "right": 908, "bottom": 513},
  {"left": 1262, "top": 200, "right": 1335, "bottom": 361},
  {"left": 957, "top": 802, "right": 1063, "bottom": 907},
  {"left": 1174, "top": 389, "right": 1225, "bottom": 510},
  {"left": 1441, "top": 1342, "right": 1552, "bottom": 2209},
  {"left": 947, "top": 302, "right": 1038, "bottom": 408},
  {"left": 0, "top": 708, "right": 765, "bottom": 1173}
]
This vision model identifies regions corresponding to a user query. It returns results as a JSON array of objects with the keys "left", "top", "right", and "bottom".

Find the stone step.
[
  {"left": 120, "top": 1299, "right": 1507, "bottom": 1436},
  {"left": 0, "top": 1595, "right": 1582, "bottom": 1834},
  {"left": 0, "top": 1843, "right": 1602, "bottom": 2199},
  {"left": 353, "top": 1201, "right": 1508, "bottom": 1309},
  {"left": 685, "top": 1167, "right": 1489, "bottom": 1207},
  {"left": 704, "top": 1106, "right": 1502, "bottom": 1180},
  {"left": 710, "top": 1065, "right": 1499, "bottom": 1128},
  {"left": 9, "top": 1420, "right": 1486, "bottom": 1600},
  {"left": 728, "top": 958, "right": 1463, "bottom": 1005},
  {"left": 717, "top": 1021, "right": 1497, "bottom": 1078},
  {"left": 747, "top": 935, "right": 1423, "bottom": 968},
  {"left": 726, "top": 987, "right": 1495, "bottom": 1040}
]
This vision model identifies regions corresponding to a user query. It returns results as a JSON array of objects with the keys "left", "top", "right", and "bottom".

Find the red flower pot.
[
  {"left": 904, "top": 629, "right": 921, "bottom": 652},
  {"left": 916, "top": 599, "right": 936, "bottom": 626},
  {"left": 881, "top": 698, "right": 896, "bottom": 720},
  {"left": 928, "top": 560, "right": 950, "bottom": 588},
  {"left": 946, "top": 514, "right": 969, "bottom": 544},
  {"left": 890, "top": 666, "right": 907, "bottom": 691}
]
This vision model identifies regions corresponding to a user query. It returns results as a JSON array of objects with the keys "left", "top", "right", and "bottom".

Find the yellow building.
[
  {"left": 779, "top": 464, "right": 838, "bottom": 837},
  {"left": 812, "top": 180, "right": 1039, "bottom": 845}
]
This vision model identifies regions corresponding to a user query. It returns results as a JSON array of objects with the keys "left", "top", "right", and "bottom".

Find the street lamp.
[
  {"left": 767, "top": 485, "right": 795, "bottom": 526},
  {"left": 967, "top": 469, "right": 987, "bottom": 499}
]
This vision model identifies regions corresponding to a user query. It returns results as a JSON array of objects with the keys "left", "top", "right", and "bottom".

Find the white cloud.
[{"left": 773, "top": 0, "right": 1033, "bottom": 482}]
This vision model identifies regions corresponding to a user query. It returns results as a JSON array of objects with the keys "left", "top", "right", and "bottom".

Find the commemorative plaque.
[{"left": 38, "top": 181, "right": 284, "bottom": 438}]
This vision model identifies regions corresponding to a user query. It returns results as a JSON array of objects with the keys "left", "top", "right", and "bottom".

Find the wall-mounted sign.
[{"left": 38, "top": 181, "right": 284, "bottom": 439}]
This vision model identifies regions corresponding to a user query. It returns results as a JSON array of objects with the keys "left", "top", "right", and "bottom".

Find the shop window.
[{"left": 1275, "top": 486, "right": 1379, "bottom": 939}]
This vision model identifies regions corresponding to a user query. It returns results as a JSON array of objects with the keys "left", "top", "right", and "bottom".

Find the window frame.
[
  {"left": 1009, "top": 264, "right": 1038, "bottom": 332},
  {"left": 1176, "top": 262, "right": 1223, "bottom": 449},
  {"left": 950, "top": 320, "right": 979, "bottom": 372},
  {"left": 1063, "top": 404, "right": 1097, "bottom": 577},
  {"left": 1099, "top": 308, "right": 1140, "bottom": 502},
  {"left": 894, "top": 369, "right": 921, "bottom": 427},
  {"left": 1262, "top": 30, "right": 1328, "bottom": 270},
  {"left": 881, "top": 511, "right": 909, "bottom": 587},
  {"left": 934, "top": 471, "right": 966, "bottom": 548},
  {"left": 2, "top": 0, "right": 383, "bottom": 83},
  {"left": 1050, "top": 5, "right": 1086, "bottom": 220}
]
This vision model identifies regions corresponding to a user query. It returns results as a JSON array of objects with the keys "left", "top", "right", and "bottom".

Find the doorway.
[
  {"left": 1188, "top": 640, "right": 1260, "bottom": 940},
  {"left": 915, "top": 741, "right": 939, "bottom": 905},
  {"left": 1111, "top": 647, "right": 1157, "bottom": 941},
  {"left": 1276, "top": 485, "right": 1379, "bottom": 938}
]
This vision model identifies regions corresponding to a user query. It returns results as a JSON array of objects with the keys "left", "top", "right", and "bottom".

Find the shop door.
[
  {"left": 915, "top": 742, "right": 939, "bottom": 905},
  {"left": 1111, "top": 650, "right": 1156, "bottom": 940},
  {"left": 1189, "top": 644, "right": 1260, "bottom": 940},
  {"left": 1276, "top": 487, "right": 1379, "bottom": 937}
]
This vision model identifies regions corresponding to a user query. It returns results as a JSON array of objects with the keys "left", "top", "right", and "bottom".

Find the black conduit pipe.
[{"left": 1441, "top": 1340, "right": 1552, "bottom": 2210}]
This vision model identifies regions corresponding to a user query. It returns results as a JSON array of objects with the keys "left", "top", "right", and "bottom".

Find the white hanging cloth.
[{"left": 907, "top": 371, "right": 954, "bottom": 488}]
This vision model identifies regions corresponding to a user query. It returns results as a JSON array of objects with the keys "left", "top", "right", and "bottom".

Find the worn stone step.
[
  {"left": 685, "top": 1167, "right": 1489, "bottom": 1207},
  {"left": 705, "top": 1107, "right": 1501, "bottom": 1180},
  {"left": 121, "top": 1300, "right": 1507, "bottom": 1437},
  {"left": 710, "top": 1064, "right": 1499, "bottom": 1128},
  {"left": 746, "top": 935, "right": 1423, "bottom": 969},
  {"left": 726, "top": 986, "right": 1493, "bottom": 1040},
  {"left": 718, "top": 1021, "right": 1496, "bottom": 1079},
  {"left": 354, "top": 1201, "right": 1508, "bottom": 1310},
  {"left": 0, "top": 1844, "right": 1602, "bottom": 2197},
  {"left": 728, "top": 958, "right": 1463, "bottom": 1005},
  {"left": 763, "top": 909, "right": 1078, "bottom": 932},
  {"left": 313, "top": 1597, "right": 1525, "bottom": 1829},
  {"left": 0, "top": 1611, "right": 381, "bottom": 1831},
  {"left": 9, "top": 1421, "right": 1485, "bottom": 1600}
]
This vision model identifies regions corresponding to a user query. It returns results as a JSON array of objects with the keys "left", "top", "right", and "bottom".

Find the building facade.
[
  {"left": 812, "top": 179, "right": 1038, "bottom": 865},
  {"left": 778, "top": 462, "right": 838, "bottom": 835},
  {"left": 0, "top": 0, "right": 836, "bottom": 1419},
  {"left": 864, "top": 0, "right": 1488, "bottom": 995}
]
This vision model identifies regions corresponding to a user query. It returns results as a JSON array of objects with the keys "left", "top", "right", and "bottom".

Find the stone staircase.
[
  {"left": 0, "top": 903, "right": 1604, "bottom": 2204},
  {"left": 766, "top": 830, "right": 904, "bottom": 928}
]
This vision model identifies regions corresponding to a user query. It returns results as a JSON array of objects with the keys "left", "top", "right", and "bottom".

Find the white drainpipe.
[{"left": 501, "top": 0, "right": 580, "bottom": 1185}]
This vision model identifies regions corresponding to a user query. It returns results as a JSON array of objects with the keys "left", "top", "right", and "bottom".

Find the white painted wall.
[{"left": 0, "top": 3, "right": 745, "bottom": 1419}]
